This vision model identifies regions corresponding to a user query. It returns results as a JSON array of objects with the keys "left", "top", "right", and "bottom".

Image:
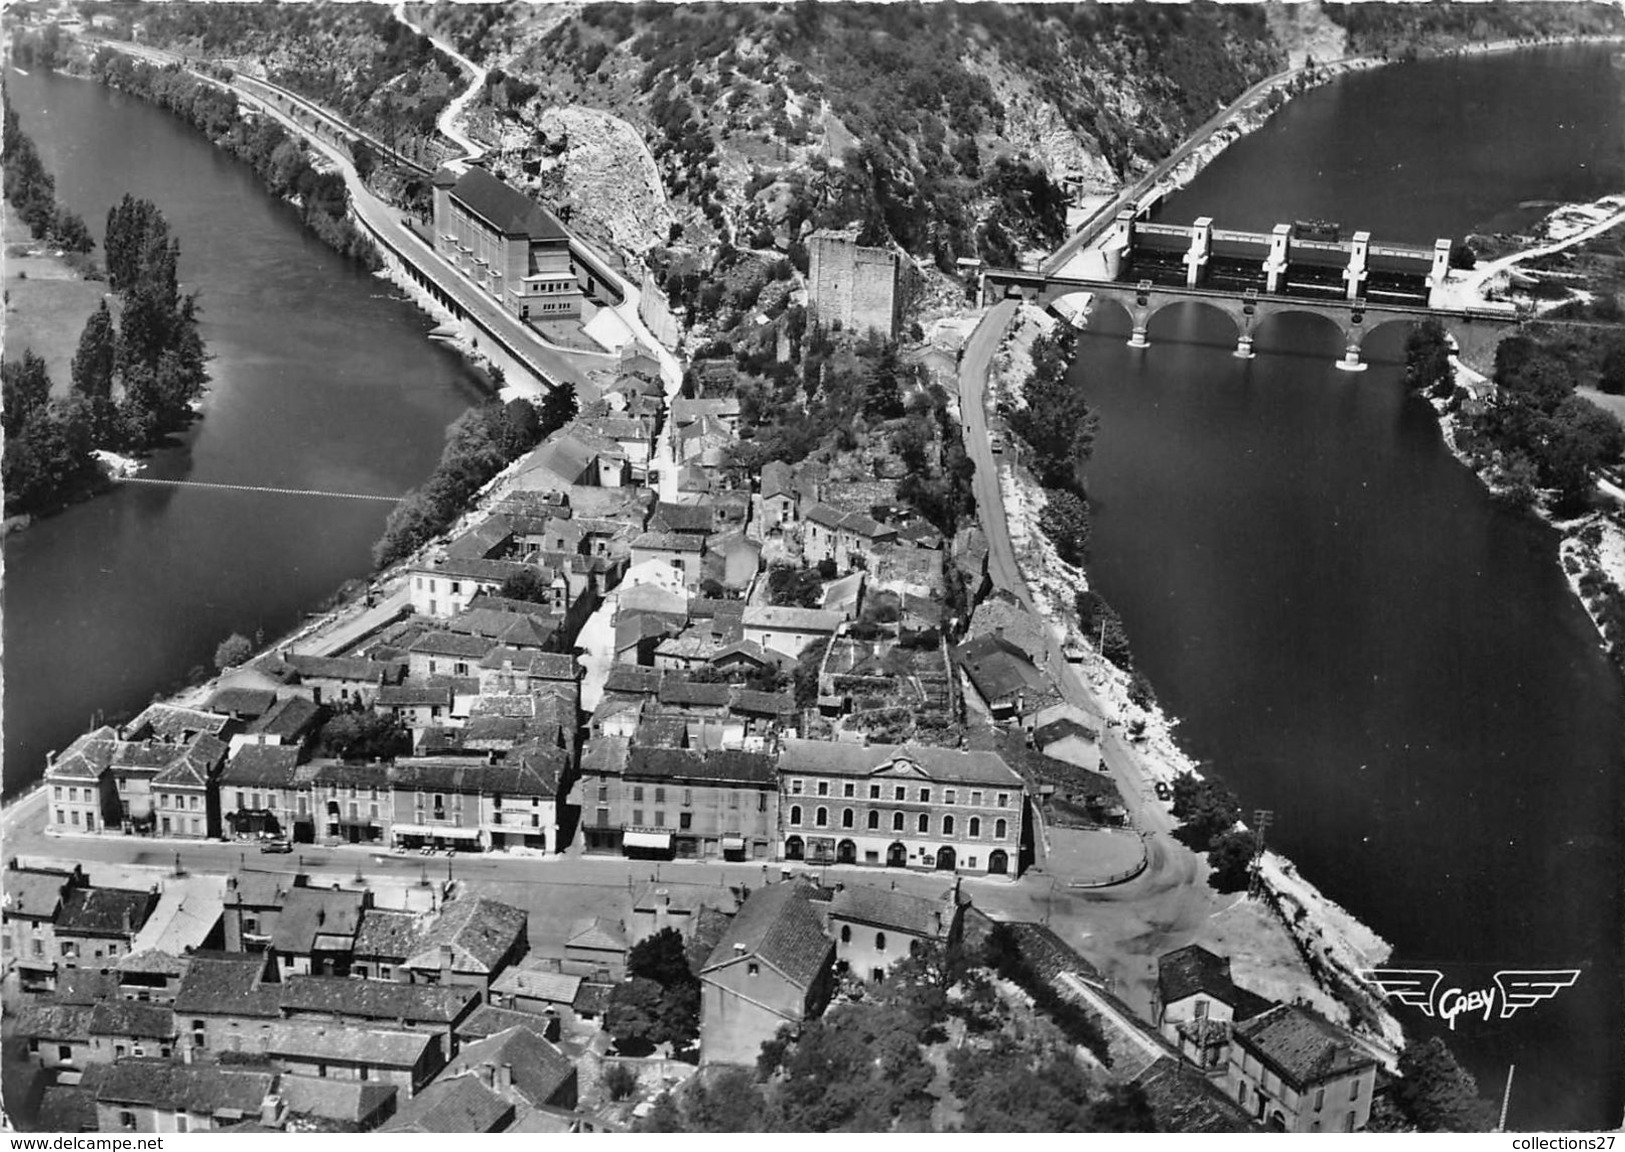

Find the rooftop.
[
  {"left": 381, "top": 1073, "right": 513, "bottom": 1133},
  {"left": 269, "top": 887, "right": 367, "bottom": 954},
  {"left": 56, "top": 886, "right": 156, "bottom": 938},
  {"left": 173, "top": 952, "right": 280, "bottom": 1019},
  {"left": 450, "top": 166, "right": 568, "bottom": 242},
  {"left": 280, "top": 974, "right": 479, "bottom": 1024},
  {"left": 777, "top": 739, "right": 1025, "bottom": 788},
  {"left": 702, "top": 881, "right": 831, "bottom": 990},
  {"left": 828, "top": 884, "right": 957, "bottom": 939},
  {"left": 1234, "top": 1004, "right": 1378, "bottom": 1088},
  {"left": 265, "top": 1020, "right": 436, "bottom": 1068},
  {"left": 222, "top": 743, "right": 301, "bottom": 788}
]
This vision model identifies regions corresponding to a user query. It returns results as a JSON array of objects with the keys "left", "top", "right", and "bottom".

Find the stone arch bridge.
[{"left": 983, "top": 271, "right": 1520, "bottom": 371}]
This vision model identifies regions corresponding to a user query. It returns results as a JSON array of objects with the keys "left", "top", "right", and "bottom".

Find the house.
[
  {"left": 648, "top": 500, "right": 715, "bottom": 539},
  {"left": 489, "top": 959, "right": 582, "bottom": 1017},
  {"left": 304, "top": 760, "right": 392, "bottom": 847},
  {"left": 580, "top": 415, "right": 657, "bottom": 481},
  {"left": 406, "top": 630, "right": 499, "bottom": 680},
  {"left": 432, "top": 165, "right": 584, "bottom": 323},
  {"left": 95, "top": 1061, "right": 278, "bottom": 1134},
  {"left": 88, "top": 1000, "right": 176, "bottom": 1062},
  {"left": 776, "top": 739, "right": 1026, "bottom": 875},
  {"left": 826, "top": 883, "right": 963, "bottom": 984},
  {"left": 268, "top": 883, "right": 370, "bottom": 977},
  {"left": 417, "top": 1024, "right": 577, "bottom": 1128},
  {"left": 1153, "top": 944, "right": 1274, "bottom": 1072},
  {"left": 801, "top": 504, "right": 898, "bottom": 572},
  {"left": 756, "top": 461, "right": 799, "bottom": 535},
  {"left": 562, "top": 918, "right": 628, "bottom": 982},
  {"left": 172, "top": 951, "right": 282, "bottom": 1057},
  {"left": 699, "top": 882, "right": 833, "bottom": 1066},
  {"left": 39, "top": 1064, "right": 108, "bottom": 1133},
  {"left": 55, "top": 886, "right": 158, "bottom": 970},
  {"left": 397, "top": 897, "right": 530, "bottom": 989},
  {"left": 222, "top": 872, "right": 289, "bottom": 951},
  {"left": 674, "top": 414, "right": 733, "bottom": 467},
  {"left": 820, "top": 571, "right": 865, "bottom": 620},
  {"left": 3, "top": 861, "right": 85, "bottom": 991},
  {"left": 15, "top": 1003, "right": 96, "bottom": 1071},
  {"left": 220, "top": 744, "right": 302, "bottom": 840},
  {"left": 268, "top": 654, "right": 403, "bottom": 708},
  {"left": 43, "top": 726, "right": 119, "bottom": 836},
  {"left": 377, "top": 684, "right": 455, "bottom": 736},
  {"left": 611, "top": 747, "right": 779, "bottom": 862},
  {"left": 1033, "top": 717, "right": 1103, "bottom": 773},
  {"left": 278, "top": 975, "right": 479, "bottom": 1064},
  {"left": 265, "top": 1020, "right": 444, "bottom": 1098},
  {"left": 456, "top": 1003, "right": 562, "bottom": 1045},
  {"left": 952, "top": 630, "right": 1061, "bottom": 728},
  {"left": 387, "top": 756, "right": 560, "bottom": 853},
  {"left": 120, "top": 878, "right": 226, "bottom": 1000},
  {"left": 671, "top": 396, "right": 741, "bottom": 430},
  {"left": 205, "top": 687, "right": 278, "bottom": 723},
  {"left": 150, "top": 735, "right": 229, "bottom": 839},
  {"left": 279, "top": 1074, "right": 399, "bottom": 1132},
  {"left": 630, "top": 531, "right": 706, "bottom": 593},
  {"left": 1225, "top": 1004, "right": 1379, "bottom": 1132},
  {"left": 243, "top": 695, "right": 323, "bottom": 749},
  {"left": 477, "top": 649, "right": 579, "bottom": 697},
  {"left": 379, "top": 1072, "right": 514, "bottom": 1133},
  {"left": 740, "top": 605, "right": 843, "bottom": 659}
]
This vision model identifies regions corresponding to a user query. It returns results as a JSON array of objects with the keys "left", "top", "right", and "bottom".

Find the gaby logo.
[{"left": 1359, "top": 969, "right": 1581, "bottom": 1030}]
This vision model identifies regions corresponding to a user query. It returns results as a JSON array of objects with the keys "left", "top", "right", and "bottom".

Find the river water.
[
  {"left": 3, "top": 70, "right": 484, "bottom": 793},
  {"left": 1081, "top": 46, "right": 1624, "bottom": 1129}
]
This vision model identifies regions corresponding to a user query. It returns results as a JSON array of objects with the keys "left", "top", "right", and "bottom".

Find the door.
[
  {"left": 837, "top": 839, "right": 856, "bottom": 865},
  {"left": 886, "top": 842, "right": 907, "bottom": 868},
  {"left": 935, "top": 846, "right": 957, "bottom": 871},
  {"left": 989, "top": 849, "right": 1009, "bottom": 875}
]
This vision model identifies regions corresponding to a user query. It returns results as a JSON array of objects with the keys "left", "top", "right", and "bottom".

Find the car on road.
[
  {"left": 990, "top": 433, "right": 1005, "bottom": 454},
  {"left": 1154, "top": 781, "right": 1172, "bottom": 802},
  {"left": 260, "top": 838, "right": 293, "bottom": 854}
]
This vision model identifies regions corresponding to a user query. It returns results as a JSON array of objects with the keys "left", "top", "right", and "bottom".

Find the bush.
[
  {"left": 1206, "top": 829, "right": 1256, "bottom": 893},
  {"left": 214, "top": 633, "right": 254, "bottom": 671},
  {"left": 602, "top": 1062, "right": 640, "bottom": 1102}
]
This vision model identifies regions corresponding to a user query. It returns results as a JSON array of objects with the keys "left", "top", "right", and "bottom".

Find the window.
[
  {"left": 995, "top": 819, "right": 1008, "bottom": 839},
  {"left": 175, "top": 1114, "right": 189, "bottom": 1133},
  {"left": 917, "top": 813, "right": 929, "bottom": 833},
  {"left": 654, "top": 811, "right": 665, "bottom": 827},
  {"left": 68, "top": 787, "right": 78, "bottom": 803},
  {"left": 841, "top": 808, "right": 854, "bottom": 828},
  {"left": 894, "top": 786, "right": 905, "bottom": 801},
  {"left": 790, "top": 806, "right": 802, "bottom": 826},
  {"left": 758, "top": 793, "right": 768, "bottom": 812},
  {"left": 840, "top": 925, "right": 851, "bottom": 943},
  {"left": 632, "top": 809, "right": 644, "bottom": 826},
  {"left": 919, "top": 788, "right": 930, "bottom": 803},
  {"left": 55, "top": 809, "right": 63, "bottom": 825},
  {"left": 892, "top": 812, "right": 904, "bottom": 831},
  {"left": 969, "top": 817, "right": 981, "bottom": 837},
  {"left": 53, "top": 787, "right": 62, "bottom": 800},
  {"left": 728, "top": 791, "right": 738, "bottom": 809},
  {"left": 869, "top": 784, "right": 881, "bottom": 799},
  {"left": 598, "top": 785, "right": 609, "bottom": 802},
  {"left": 70, "top": 810, "right": 79, "bottom": 826},
  {"left": 791, "top": 780, "right": 804, "bottom": 795},
  {"left": 816, "top": 781, "right": 828, "bottom": 797},
  {"left": 679, "top": 812, "right": 692, "bottom": 830},
  {"left": 1343, "top": 1114, "right": 1355, "bottom": 1133},
  {"left": 747, "top": 962, "right": 760, "bottom": 977},
  {"left": 875, "top": 932, "right": 887, "bottom": 952},
  {"left": 815, "top": 807, "right": 828, "bottom": 827},
  {"left": 684, "top": 789, "right": 693, "bottom": 807},
  {"left": 868, "top": 810, "right": 880, "bottom": 830},
  {"left": 997, "top": 792, "right": 1010, "bottom": 808},
  {"left": 972, "top": 791, "right": 983, "bottom": 805},
  {"left": 843, "top": 783, "right": 854, "bottom": 798},
  {"left": 119, "top": 1111, "right": 136, "bottom": 1131},
  {"left": 655, "top": 787, "right": 666, "bottom": 804},
  {"left": 633, "top": 786, "right": 645, "bottom": 802},
  {"left": 1195, "top": 1000, "right": 1209, "bottom": 1019},
  {"left": 942, "top": 814, "right": 955, "bottom": 836}
]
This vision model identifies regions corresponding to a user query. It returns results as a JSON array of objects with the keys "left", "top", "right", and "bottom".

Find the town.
[{"left": 0, "top": 159, "right": 1400, "bottom": 1136}]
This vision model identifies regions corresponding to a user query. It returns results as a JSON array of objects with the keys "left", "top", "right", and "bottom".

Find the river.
[
  {"left": 2, "top": 70, "right": 484, "bottom": 794},
  {"left": 1081, "top": 46, "right": 1624, "bottom": 1129}
]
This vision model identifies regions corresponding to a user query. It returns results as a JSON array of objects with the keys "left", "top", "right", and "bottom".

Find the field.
[{"left": 3, "top": 200, "right": 109, "bottom": 395}]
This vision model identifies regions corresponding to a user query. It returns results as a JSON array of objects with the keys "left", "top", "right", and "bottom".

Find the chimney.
[
  {"left": 498, "top": 1063, "right": 512, "bottom": 1091},
  {"left": 994, "top": 626, "right": 1004, "bottom": 642},
  {"left": 316, "top": 907, "right": 326, "bottom": 927},
  {"left": 483, "top": 1063, "right": 496, "bottom": 1089},
  {"left": 260, "top": 1093, "right": 282, "bottom": 1128},
  {"left": 441, "top": 943, "right": 454, "bottom": 979},
  {"left": 122, "top": 908, "right": 133, "bottom": 934},
  {"left": 733, "top": 942, "right": 746, "bottom": 955}
]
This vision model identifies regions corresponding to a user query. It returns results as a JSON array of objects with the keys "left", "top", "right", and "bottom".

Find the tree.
[
  {"left": 498, "top": 397, "right": 541, "bottom": 459},
  {"left": 1598, "top": 337, "right": 1625, "bottom": 396},
  {"left": 1448, "top": 240, "right": 1477, "bottom": 270},
  {"left": 952, "top": 1041, "right": 1097, "bottom": 1132},
  {"left": 793, "top": 636, "right": 830, "bottom": 708},
  {"left": 624, "top": 927, "right": 700, "bottom": 1049},
  {"left": 317, "top": 709, "right": 408, "bottom": 760},
  {"left": 1392, "top": 1037, "right": 1497, "bottom": 1131},
  {"left": 1170, "top": 772, "right": 1242, "bottom": 852},
  {"left": 604, "top": 976, "right": 665, "bottom": 1054},
  {"left": 498, "top": 567, "right": 554, "bottom": 604},
  {"left": 71, "top": 300, "right": 119, "bottom": 408},
  {"left": 767, "top": 564, "right": 823, "bottom": 608},
  {"left": 1075, "top": 590, "right": 1133, "bottom": 670},
  {"left": 538, "top": 380, "right": 578, "bottom": 436},
  {"left": 2, "top": 351, "right": 53, "bottom": 434},
  {"left": 1206, "top": 829, "right": 1256, "bottom": 893},
  {"left": 602, "top": 1062, "right": 639, "bottom": 1102},
  {"left": 1404, "top": 319, "right": 1453, "bottom": 398},
  {"left": 214, "top": 632, "right": 253, "bottom": 671},
  {"left": 1039, "top": 487, "right": 1091, "bottom": 565}
]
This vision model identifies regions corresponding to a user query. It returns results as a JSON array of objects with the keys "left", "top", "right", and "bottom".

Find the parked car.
[
  {"left": 260, "top": 839, "right": 293, "bottom": 854},
  {"left": 990, "top": 433, "right": 1005, "bottom": 455},
  {"left": 1154, "top": 781, "right": 1172, "bottom": 802}
]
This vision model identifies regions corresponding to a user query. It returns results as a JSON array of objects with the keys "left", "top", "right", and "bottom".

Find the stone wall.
[{"left": 808, "top": 230, "right": 901, "bottom": 339}]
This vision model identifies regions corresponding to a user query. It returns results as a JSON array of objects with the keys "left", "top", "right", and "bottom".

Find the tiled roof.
[
  {"left": 729, "top": 687, "right": 794, "bottom": 716},
  {"left": 382, "top": 1073, "right": 513, "bottom": 1133},
  {"left": 409, "top": 630, "right": 500, "bottom": 659},
  {"left": 741, "top": 605, "right": 843, "bottom": 632},
  {"left": 626, "top": 747, "right": 776, "bottom": 786},
  {"left": 378, "top": 684, "right": 454, "bottom": 708},
  {"left": 97, "top": 1060, "right": 274, "bottom": 1114},
  {"left": 602, "top": 665, "right": 663, "bottom": 696},
  {"left": 952, "top": 633, "right": 1051, "bottom": 703},
  {"left": 151, "top": 733, "right": 228, "bottom": 788},
  {"left": 1157, "top": 944, "right": 1254, "bottom": 1009},
  {"left": 450, "top": 166, "right": 567, "bottom": 241},
  {"left": 246, "top": 694, "right": 322, "bottom": 739},
  {"left": 280, "top": 974, "right": 478, "bottom": 1024},
  {"left": 650, "top": 502, "right": 715, "bottom": 534},
  {"left": 632, "top": 531, "right": 705, "bottom": 553},
  {"left": 173, "top": 952, "right": 280, "bottom": 1018},
  {"left": 566, "top": 917, "right": 627, "bottom": 952},
  {"left": 54, "top": 968, "right": 117, "bottom": 1005},
  {"left": 404, "top": 897, "right": 529, "bottom": 975},
  {"left": 702, "top": 882, "right": 831, "bottom": 990},
  {"left": 658, "top": 679, "right": 732, "bottom": 708},
  {"left": 282, "top": 654, "right": 399, "bottom": 683},
  {"left": 442, "top": 1025, "right": 575, "bottom": 1109},
  {"left": 205, "top": 687, "right": 278, "bottom": 718},
  {"left": 279, "top": 1074, "right": 398, "bottom": 1125},
  {"left": 1234, "top": 1005, "right": 1377, "bottom": 1088},
  {"left": 1133, "top": 1058, "right": 1259, "bottom": 1133},
  {"left": 828, "top": 884, "right": 956, "bottom": 939},
  {"left": 56, "top": 886, "right": 156, "bottom": 937},
  {"left": 265, "top": 1021, "right": 436, "bottom": 1068},
  {"left": 269, "top": 887, "right": 366, "bottom": 954},
  {"left": 3, "top": 867, "right": 76, "bottom": 919},
  {"left": 127, "top": 703, "right": 232, "bottom": 741},
  {"left": 38, "top": 1081, "right": 100, "bottom": 1132},
  {"left": 579, "top": 736, "right": 631, "bottom": 778},
  {"left": 13, "top": 1003, "right": 95, "bottom": 1042},
  {"left": 455, "top": 1004, "right": 559, "bottom": 1042},
  {"left": 222, "top": 744, "right": 301, "bottom": 788},
  {"left": 89, "top": 1000, "right": 174, "bottom": 1039},
  {"left": 776, "top": 739, "right": 1025, "bottom": 788},
  {"left": 491, "top": 963, "right": 582, "bottom": 1005},
  {"left": 46, "top": 726, "right": 118, "bottom": 780},
  {"left": 354, "top": 908, "right": 424, "bottom": 961},
  {"left": 1034, "top": 718, "right": 1100, "bottom": 747}
]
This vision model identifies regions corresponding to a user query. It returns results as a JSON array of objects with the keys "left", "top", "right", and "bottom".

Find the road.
[{"left": 393, "top": 3, "right": 488, "bottom": 165}]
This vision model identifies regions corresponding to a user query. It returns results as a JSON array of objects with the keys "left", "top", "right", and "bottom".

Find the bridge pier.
[
  {"left": 1334, "top": 340, "right": 1367, "bottom": 372},
  {"left": 1234, "top": 331, "right": 1256, "bottom": 359},
  {"left": 1128, "top": 320, "right": 1150, "bottom": 349}
]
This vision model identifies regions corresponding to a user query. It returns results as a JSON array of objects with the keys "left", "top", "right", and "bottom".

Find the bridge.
[
  {"left": 985, "top": 212, "right": 1522, "bottom": 370},
  {"left": 115, "top": 477, "right": 403, "bottom": 503}
]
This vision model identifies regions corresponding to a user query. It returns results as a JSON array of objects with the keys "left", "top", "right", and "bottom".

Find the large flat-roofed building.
[{"left": 432, "top": 166, "right": 583, "bottom": 322}]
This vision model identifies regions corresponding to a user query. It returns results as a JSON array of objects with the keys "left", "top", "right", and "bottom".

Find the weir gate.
[{"left": 984, "top": 211, "right": 1522, "bottom": 370}]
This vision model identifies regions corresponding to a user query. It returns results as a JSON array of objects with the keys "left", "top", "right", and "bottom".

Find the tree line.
[
  {"left": 4, "top": 196, "right": 209, "bottom": 516},
  {"left": 371, "top": 386, "right": 575, "bottom": 570},
  {"left": 86, "top": 50, "right": 381, "bottom": 271},
  {"left": 2, "top": 86, "right": 94, "bottom": 256}
]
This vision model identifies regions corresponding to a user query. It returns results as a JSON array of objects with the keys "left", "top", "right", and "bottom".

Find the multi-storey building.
[
  {"left": 776, "top": 740, "right": 1026, "bottom": 875},
  {"left": 1225, "top": 1005, "right": 1378, "bottom": 1132},
  {"left": 431, "top": 165, "right": 584, "bottom": 323}
]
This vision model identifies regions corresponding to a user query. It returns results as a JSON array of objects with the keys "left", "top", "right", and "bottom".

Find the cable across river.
[{"left": 114, "top": 476, "right": 404, "bottom": 503}]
